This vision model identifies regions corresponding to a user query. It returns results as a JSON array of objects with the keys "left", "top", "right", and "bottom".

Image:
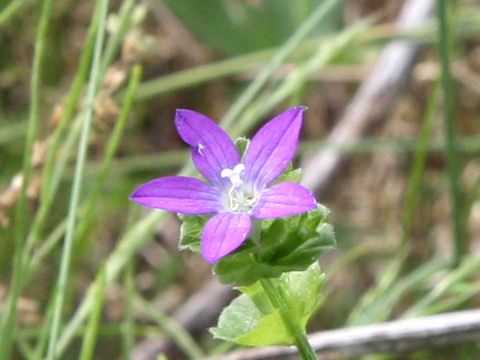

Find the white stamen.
[
  {"left": 221, "top": 163, "right": 244, "bottom": 189},
  {"left": 220, "top": 164, "right": 259, "bottom": 213},
  {"left": 197, "top": 143, "right": 205, "bottom": 155}
]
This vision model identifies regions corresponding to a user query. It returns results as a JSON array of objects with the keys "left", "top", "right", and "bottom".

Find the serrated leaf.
[
  {"left": 214, "top": 206, "right": 335, "bottom": 286},
  {"left": 211, "top": 263, "right": 324, "bottom": 346},
  {"left": 178, "top": 214, "right": 209, "bottom": 253}
]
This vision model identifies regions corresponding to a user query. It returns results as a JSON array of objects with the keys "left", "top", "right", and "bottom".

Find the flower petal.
[
  {"left": 201, "top": 212, "right": 251, "bottom": 263},
  {"left": 252, "top": 182, "right": 316, "bottom": 219},
  {"left": 130, "top": 176, "right": 223, "bottom": 215},
  {"left": 244, "top": 107, "right": 306, "bottom": 190},
  {"left": 175, "top": 109, "right": 239, "bottom": 188}
]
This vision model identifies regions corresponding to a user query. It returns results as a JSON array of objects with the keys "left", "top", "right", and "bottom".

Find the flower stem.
[
  {"left": 251, "top": 219, "right": 262, "bottom": 246},
  {"left": 260, "top": 278, "right": 317, "bottom": 360}
]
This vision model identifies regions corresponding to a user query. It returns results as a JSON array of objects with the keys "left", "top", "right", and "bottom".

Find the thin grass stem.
[
  {"left": 122, "top": 258, "right": 135, "bottom": 360},
  {"left": 401, "top": 83, "right": 439, "bottom": 241},
  {"left": 0, "top": 121, "right": 26, "bottom": 145},
  {"left": 133, "top": 295, "right": 205, "bottom": 360},
  {"left": 79, "top": 268, "right": 106, "bottom": 360},
  {"left": 437, "top": 0, "right": 466, "bottom": 265},
  {"left": 75, "top": 64, "right": 142, "bottom": 242},
  {"left": 0, "top": 0, "right": 34, "bottom": 27},
  {"left": 0, "top": 0, "right": 54, "bottom": 357},
  {"left": 27, "top": 0, "right": 103, "bottom": 257},
  {"left": 45, "top": 0, "right": 110, "bottom": 358},
  {"left": 24, "top": 65, "right": 142, "bottom": 281},
  {"left": 221, "top": 0, "right": 341, "bottom": 129},
  {"left": 233, "top": 17, "right": 370, "bottom": 137},
  {"left": 101, "top": 0, "right": 136, "bottom": 72}
]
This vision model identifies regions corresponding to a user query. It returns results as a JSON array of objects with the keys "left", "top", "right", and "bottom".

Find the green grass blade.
[
  {"left": 26, "top": 0, "right": 103, "bottom": 258},
  {"left": 0, "top": 0, "right": 34, "bottom": 27},
  {"left": 45, "top": 0, "right": 110, "bottom": 358},
  {"left": 133, "top": 295, "right": 205, "bottom": 360},
  {"left": 122, "top": 258, "right": 135, "bottom": 360},
  {"left": 346, "top": 248, "right": 408, "bottom": 326},
  {"left": 0, "top": 121, "right": 26, "bottom": 145},
  {"left": 221, "top": 0, "right": 342, "bottom": 129},
  {"left": 133, "top": 50, "right": 269, "bottom": 101},
  {"left": 24, "top": 65, "right": 142, "bottom": 286},
  {"left": 79, "top": 267, "right": 106, "bottom": 360},
  {"left": 101, "top": 0, "right": 136, "bottom": 72},
  {"left": 55, "top": 212, "right": 169, "bottom": 356},
  {"left": 75, "top": 64, "right": 143, "bottom": 242},
  {"left": 437, "top": 0, "right": 466, "bottom": 265},
  {"left": 233, "top": 17, "right": 371, "bottom": 137},
  {"left": 406, "top": 255, "right": 480, "bottom": 317},
  {"left": 401, "top": 83, "right": 439, "bottom": 241},
  {"left": 31, "top": 296, "right": 55, "bottom": 360},
  {"left": 0, "top": 0, "right": 54, "bottom": 357}
]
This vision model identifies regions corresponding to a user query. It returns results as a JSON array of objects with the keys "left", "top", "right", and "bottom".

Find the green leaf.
[
  {"left": 210, "top": 291, "right": 290, "bottom": 346},
  {"left": 214, "top": 205, "right": 335, "bottom": 286},
  {"left": 277, "top": 263, "right": 324, "bottom": 329},
  {"left": 211, "top": 263, "right": 324, "bottom": 346},
  {"left": 178, "top": 214, "right": 209, "bottom": 253}
]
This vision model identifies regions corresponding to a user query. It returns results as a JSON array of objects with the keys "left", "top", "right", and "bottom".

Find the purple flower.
[{"left": 130, "top": 107, "right": 317, "bottom": 263}]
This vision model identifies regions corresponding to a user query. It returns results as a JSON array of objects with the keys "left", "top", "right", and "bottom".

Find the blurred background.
[{"left": 1, "top": 0, "right": 480, "bottom": 359}]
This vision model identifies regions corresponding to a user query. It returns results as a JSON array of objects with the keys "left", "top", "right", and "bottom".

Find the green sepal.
[
  {"left": 178, "top": 214, "right": 210, "bottom": 253},
  {"left": 210, "top": 263, "right": 324, "bottom": 346},
  {"left": 274, "top": 165, "right": 302, "bottom": 184},
  {"left": 234, "top": 137, "right": 250, "bottom": 158},
  {"left": 213, "top": 205, "right": 335, "bottom": 286}
]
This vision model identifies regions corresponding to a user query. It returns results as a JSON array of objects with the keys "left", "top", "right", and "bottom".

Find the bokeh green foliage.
[{"left": 162, "top": 0, "right": 339, "bottom": 55}]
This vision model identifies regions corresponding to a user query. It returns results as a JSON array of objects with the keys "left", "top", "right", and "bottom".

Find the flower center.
[{"left": 221, "top": 164, "right": 259, "bottom": 213}]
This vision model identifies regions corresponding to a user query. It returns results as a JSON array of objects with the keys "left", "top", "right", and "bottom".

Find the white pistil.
[{"left": 221, "top": 164, "right": 259, "bottom": 213}]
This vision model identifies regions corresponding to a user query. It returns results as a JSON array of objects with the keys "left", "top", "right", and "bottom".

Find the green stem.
[
  {"left": 260, "top": 279, "right": 317, "bottom": 360},
  {"left": 436, "top": 0, "right": 466, "bottom": 265},
  {"left": 250, "top": 219, "right": 262, "bottom": 246}
]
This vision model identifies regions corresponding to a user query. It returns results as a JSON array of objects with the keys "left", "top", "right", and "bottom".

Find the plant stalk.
[
  {"left": 260, "top": 279, "right": 317, "bottom": 360},
  {"left": 436, "top": 0, "right": 466, "bottom": 265}
]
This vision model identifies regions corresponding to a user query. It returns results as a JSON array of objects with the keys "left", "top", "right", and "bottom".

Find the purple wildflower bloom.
[{"left": 130, "top": 107, "right": 317, "bottom": 263}]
